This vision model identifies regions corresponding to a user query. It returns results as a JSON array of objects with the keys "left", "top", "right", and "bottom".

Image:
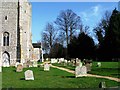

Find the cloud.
[
  {"left": 79, "top": 5, "right": 103, "bottom": 25},
  {"left": 91, "top": 5, "right": 101, "bottom": 16},
  {"left": 80, "top": 12, "right": 88, "bottom": 21}
]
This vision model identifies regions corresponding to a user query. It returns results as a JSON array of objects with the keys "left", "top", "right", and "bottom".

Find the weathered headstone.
[
  {"left": 79, "top": 61, "right": 82, "bottom": 67},
  {"left": 97, "top": 62, "right": 101, "bottom": 67},
  {"left": 75, "top": 66, "right": 81, "bottom": 77},
  {"left": 58, "top": 58, "right": 64, "bottom": 63},
  {"left": 75, "top": 66, "right": 87, "bottom": 77},
  {"left": 15, "top": 62, "right": 20, "bottom": 67},
  {"left": 99, "top": 82, "right": 106, "bottom": 88},
  {"left": 16, "top": 64, "right": 23, "bottom": 72},
  {"left": 51, "top": 58, "right": 58, "bottom": 63},
  {"left": 33, "top": 61, "right": 37, "bottom": 67},
  {"left": 72, "top": 60, "right": 75, "bottom": 66},
  {"left": 44, "top": 63, "right": 50, "bottom": 71},
  {"left": 25, "top": 70, "right": 34, "bottom": 80},
  {"left": 23, "top": 63, "right": 28, "bottom": 68},
  {"left": 76, "top": 59, "right": 82, "bottom": 67}
]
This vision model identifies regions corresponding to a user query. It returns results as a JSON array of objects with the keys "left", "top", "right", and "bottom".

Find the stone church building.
[{"left": 0, "top": 0, "right": 41, "bottom": 67}]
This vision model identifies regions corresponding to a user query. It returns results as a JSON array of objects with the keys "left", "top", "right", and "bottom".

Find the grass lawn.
[
  {"left": 2, "top": 67, "right": 120, "bottom": 88},
  {"left": 89, "top": 62, "right": 120, "bottom": 78},
  {"left": 53, "top": 63, "right": 75, "bottom": 71},
  {"left": 53, "top": 61, "right": 120, "bottom": 78}
]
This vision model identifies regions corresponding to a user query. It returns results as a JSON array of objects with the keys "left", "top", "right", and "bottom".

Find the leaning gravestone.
[
  {"left": 44, "top": 63, "right": 50, "bottom": 71},
  {"left": 25, "top": 70, "right": 34, "bottom": 80},
  {"left": 16, "top": 64, "right": 23, "bottom": 72},
  {"left": 75, "top": 66, "right": 87, "bottom": 77}
]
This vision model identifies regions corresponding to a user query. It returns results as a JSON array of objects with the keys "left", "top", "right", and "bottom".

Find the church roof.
[{"left": 32, "top": 43, "right": 41, "bottom": 48}]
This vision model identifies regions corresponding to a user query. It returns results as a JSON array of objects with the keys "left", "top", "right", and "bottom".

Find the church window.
[{"left": 3, "top": 32, "right": 9, "bottom": 46}]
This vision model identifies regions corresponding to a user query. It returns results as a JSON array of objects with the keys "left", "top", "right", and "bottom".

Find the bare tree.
[
  {"left": 55, "top": 9, "right": 81, "bottom": 47},
  {"left": 94, "top": 10, "right": 111, "bottom": 45},
  {"left": 42, "top": 22, "right": 57, "bottom": 53}
]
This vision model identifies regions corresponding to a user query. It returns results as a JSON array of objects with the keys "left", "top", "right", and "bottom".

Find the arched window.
[{"left": 3, "top": 32, "right": 9, "bottom": 46}]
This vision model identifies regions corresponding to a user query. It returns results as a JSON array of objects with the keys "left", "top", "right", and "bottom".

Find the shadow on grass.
[
  {"left": 61, "top": 76, "right": 75, "bottom": 78},
  {"left": 111, "top": 74, "right": 120, "bottom": 78},
  {"left": 13, "top": 70, "right": 16, "bottom": 72},
  {"left": 92, "top": 68, "right": 120, "bottom": 71},
  {"left": 39, "top": 69, "right": 44, "bottom": 71},
  {"left": 20, "top": 78, "right": 25, "bottom": 80},
  {"left": 65, "top": 76, "right": 75, "bottom": 78}
]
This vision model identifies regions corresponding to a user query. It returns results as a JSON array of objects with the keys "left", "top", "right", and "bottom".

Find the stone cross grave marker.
[
  {"left": 75, "top": 66, "right": 87, "bottom": 77},
  {"left": 44, "top": 63, "right": 50, "bottom": 71},
  {"left": 25, "top": 70, "right": 34, "bottom": 80},
  {"left": 16, "top": 64, "right": 23, "bottom": 72}
]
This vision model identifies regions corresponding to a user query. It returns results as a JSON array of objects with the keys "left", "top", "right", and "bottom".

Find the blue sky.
[{"left": 31, "top": 2, "right": 118, "bottom": 43}]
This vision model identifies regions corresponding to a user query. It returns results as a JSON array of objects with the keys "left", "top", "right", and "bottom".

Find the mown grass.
[
  {"left": 53, "top": 61, "right": 120, "bottom": 78},
  {"left": 2, "top": 67, "right": 120, "bottom": 88},
  {"left": 90, "top": 62, "right": 120, "bottom": 78},
  {"left": 53, "top": 63, "right": 75, "bottom": 70}
]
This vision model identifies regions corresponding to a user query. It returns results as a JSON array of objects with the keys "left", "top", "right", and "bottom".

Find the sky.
[{"left": 30, "top": 1, "right": 118, "bottom": 44}]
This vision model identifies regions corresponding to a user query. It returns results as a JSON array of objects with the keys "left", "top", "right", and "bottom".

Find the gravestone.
[
  {"left": 51, "top": 58, "right": 57, "bottom": 63},
  {"left": 85, "top": 63, "right": 91, "bottom": 72},
  {"left": 33, "top": 61, "right": 37, "bottom": 67},
  {"left": 16, "top": 64, "right": 23, "bottom": 72},
  {"left": 25, "top": 70, "right": 34, "bottom": 80},
  {"left": 72, "top": 60, "right": 75, "bottom": 66},
  {"left": 75, "top": 66, "right": 81, "bottom": 77},
  {"left": 23, "top": 63, "right": 27, "bottom": 68},
  {"left": 99, "top": 82, "right": 106, "bottom": 88},
  {"left": 15, "top": 62, "right": 20, "bottom": 67},
  {"left": 44, "top": 63, "right": 50, "bottom": 71},
  {"left": 76, "top": 59, "right": 82, "bottom": 67},
  {"left": 75, "top": 66, "right": 87, "bottom": 77},
  {"left": 58, "top": 58, "right": 64, "bottom": 63},
  {"left": 97, "top": 62, "right": 101, "bottom": 67},
  {"left": 80, "top": 66, "right": 87, "bottom": 75},
  {"left": 79, "top": 61, "right": 82, "bottom": 67},
  {"left": 46, "top": 58, "right": 49, "bottom": 61}
]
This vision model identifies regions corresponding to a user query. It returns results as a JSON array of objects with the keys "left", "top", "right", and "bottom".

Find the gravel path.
[{"left": 51, "top": 64, "right": 120, "bottom": 82}]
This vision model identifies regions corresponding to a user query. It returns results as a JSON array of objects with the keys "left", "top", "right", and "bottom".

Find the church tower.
[{"left": 0, "top": 0, "right": 32, "bottom": 66}]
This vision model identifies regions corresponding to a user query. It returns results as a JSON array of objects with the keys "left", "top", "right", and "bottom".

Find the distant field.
[
  {"left": 2, "top": 67, "right": 120, "bottom": 88},
  {"left": 53, "top": 61, "right": 120, "bottom": 78}
]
